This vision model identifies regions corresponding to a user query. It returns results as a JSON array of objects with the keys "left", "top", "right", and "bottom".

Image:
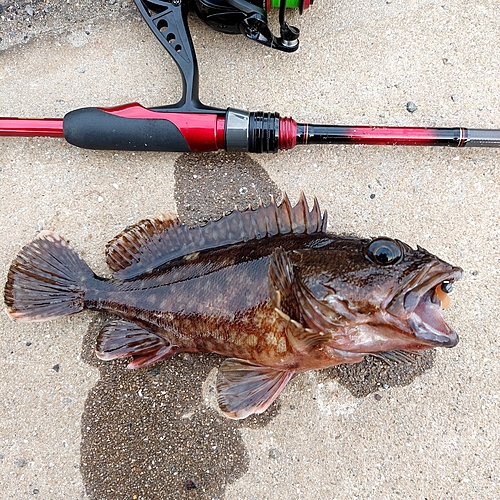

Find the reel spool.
[{"left": 192, "top": 0, "right": 313, "bottom": 52}]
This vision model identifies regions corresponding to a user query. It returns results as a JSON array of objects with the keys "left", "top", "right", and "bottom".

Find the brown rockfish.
[{"left": 4, "top": 194, "right": 462, "bottom": 419}]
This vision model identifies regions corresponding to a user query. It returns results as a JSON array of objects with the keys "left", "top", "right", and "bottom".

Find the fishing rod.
[{"left": 1, "top": 0, "right": 500, "bottom": 151}]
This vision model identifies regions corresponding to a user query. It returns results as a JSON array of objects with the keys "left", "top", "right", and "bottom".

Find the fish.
[{"left": 3, "top": 193, "right": 462, "bottom": 419}]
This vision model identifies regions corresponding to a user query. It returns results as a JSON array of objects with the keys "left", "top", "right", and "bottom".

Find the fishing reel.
[
  {"left": 192, "top": 0, "right": 313, "bottom": 52},
  {"left": 134, "top": 0, "right": 314, "bottom": 110}
]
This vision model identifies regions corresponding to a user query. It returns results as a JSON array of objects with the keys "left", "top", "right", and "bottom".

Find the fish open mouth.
[{"left": 388, "top": 263, "right": 463, "bottom": 347}]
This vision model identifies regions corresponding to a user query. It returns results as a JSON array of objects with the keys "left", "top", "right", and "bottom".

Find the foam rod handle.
[
  {"left": 63, "top": 107, "right": 192, "bottom": 152},
  {"left": 63, "top": 104, "right": 225, "bottom": 152}
]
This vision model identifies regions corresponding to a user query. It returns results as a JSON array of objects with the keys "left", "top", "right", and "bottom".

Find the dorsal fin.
[{"left": 106, "top": 192, "right": 328, "bottom": 279}]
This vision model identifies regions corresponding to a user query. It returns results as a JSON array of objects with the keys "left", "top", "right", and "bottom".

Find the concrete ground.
[{"left": 1, "top": 1, "right": 499, "bottom": 499}]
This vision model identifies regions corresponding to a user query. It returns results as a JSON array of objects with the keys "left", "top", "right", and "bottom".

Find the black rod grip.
[{"left": 63, "top": 107, "right": 191, "bottom": 151}]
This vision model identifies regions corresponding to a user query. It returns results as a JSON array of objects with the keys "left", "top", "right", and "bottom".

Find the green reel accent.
[{"left": 270, "top": 0, "right": 300, "bottom": 7}]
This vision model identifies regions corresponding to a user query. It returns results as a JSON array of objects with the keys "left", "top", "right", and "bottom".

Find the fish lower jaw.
[
  {"left": 330, "top": 322, "right": 419, "bottom": 354},
  {"left": 408, "top": 311, "right": 458, "bottom": 347}
]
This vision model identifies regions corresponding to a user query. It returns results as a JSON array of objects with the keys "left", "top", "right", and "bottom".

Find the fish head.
[{"left": 295, "top": 236, "right": 463, "bottom": 352}]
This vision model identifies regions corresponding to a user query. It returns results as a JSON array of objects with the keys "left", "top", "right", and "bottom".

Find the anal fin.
[
  {"left": 95, "top": 319, "right": 174, "bottom": 369},
  {"left": 216, "top": 358, "right": 295, "bottom": 420}
]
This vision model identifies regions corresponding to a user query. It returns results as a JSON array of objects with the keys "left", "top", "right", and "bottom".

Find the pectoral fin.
[
  {"left": 269, "top": 247, "right": 333, "bottom": 351},
  {"left": 216, "top": 358, "right": 295, "bottom": 419},
  {"left": 369, "top": 350, "right": 424, "bottom": 366},
  {"left": 95, "top": 319, "right": 175, "bottom": 369},
  {"left": 268, "top": 246, "right": 302, "bottom": 322}
]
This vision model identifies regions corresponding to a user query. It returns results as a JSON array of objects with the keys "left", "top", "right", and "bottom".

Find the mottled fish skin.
[
  {"left": 84, "top": 234, "right": 363, "bottom": 370},
  {"left": 3, "top": 194, "right": 463, "bottom": 419}
]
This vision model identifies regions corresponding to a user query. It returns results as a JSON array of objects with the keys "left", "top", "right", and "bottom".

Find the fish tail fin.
[{"left": 4, "top": 231, "right": 94, "bottom": 322}]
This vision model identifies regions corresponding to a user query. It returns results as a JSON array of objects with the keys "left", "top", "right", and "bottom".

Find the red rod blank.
[{"left": 0, "top": 118, "right": 64, "bottom": 138}]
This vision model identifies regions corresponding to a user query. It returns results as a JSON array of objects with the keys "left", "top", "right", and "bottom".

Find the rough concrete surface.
[{"left": 1, "top": 1, "right": 499, "bottom": 499}]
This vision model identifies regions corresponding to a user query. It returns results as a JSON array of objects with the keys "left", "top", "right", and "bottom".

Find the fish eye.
[{"left": 365, "top": 238, "right": 403, "bottom": 266}]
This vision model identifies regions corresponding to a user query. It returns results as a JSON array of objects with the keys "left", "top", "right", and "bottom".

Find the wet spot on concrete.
[
  {"left": 80, "top": 153, "right": 281, "bottom": 499},
  {"left": 322, "top": 350, "right": 435, "bottom": 397},
  {"left": 174, "top": 152, "right": 281, "bottom": 225},
  {"left": 81, "top": 317, "right": 250, "bottom": 499}
]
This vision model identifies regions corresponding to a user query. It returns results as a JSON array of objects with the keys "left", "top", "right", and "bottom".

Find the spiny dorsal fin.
[{"left": 106, "top": 192, "right": 328, "bottom": 280}]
